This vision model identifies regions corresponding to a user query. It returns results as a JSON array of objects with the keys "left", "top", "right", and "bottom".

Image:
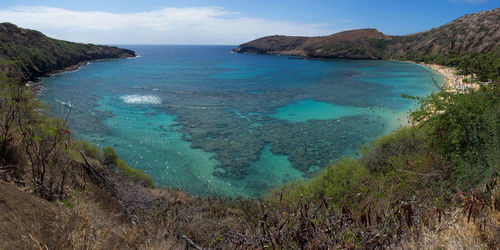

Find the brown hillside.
[
  {"left": 390, "top": 7, "right": 500, "bottom": 56},
  {"left": 233, "top": 8, "right": 500, "bottom": 60},
  {"left": 0, "top": 181, "right": 64, "bottom": 249}
]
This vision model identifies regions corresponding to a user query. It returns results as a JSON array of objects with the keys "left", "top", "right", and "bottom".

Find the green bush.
[
  {"left": 71, "top": 140, "right": 101, "bottom": 161},
  {"left": 102, "top": 146, "right": 118, "bottom": 167},
  {"left": 459, "top": 50, "right": 500, "bottom": 82},
  {"left": 102, "top": 146, "right": 155, "bottom": 188},
  {"left": 361, "top": 127, "right": 427, "bottom": 173},
  {"left": 412, "top": 83, "right": 500, "bottom": 190},
  {"left": 276, "top": 159, "right": 371, "bottom": 208},
  {"left": 307, "top": 159, "right": 370, "bottom": 205},
  {"left": 115, "top": 158, "right": 155, "bottom": 188}
]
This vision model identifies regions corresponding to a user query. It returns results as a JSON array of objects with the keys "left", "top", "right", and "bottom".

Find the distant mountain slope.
[
  {"left": 234, "top": 8, "right": 500, "bottom": 60},
  {"left": 389, "top": 7, "right": 500, "bottom": 59},
  {"left": 0, "top": 23, "right": 135, "bottom": 82}
]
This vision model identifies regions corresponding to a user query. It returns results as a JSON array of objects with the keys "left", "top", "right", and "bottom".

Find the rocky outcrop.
[
  {"left": 234, "top": 8, "right": 500, "bottom": 60},
  {"left": 232, "top": 35, "right": 309, "bottom": 55},
  {"left": 0, "top": 22, "right": 135, "bottom": 82}
]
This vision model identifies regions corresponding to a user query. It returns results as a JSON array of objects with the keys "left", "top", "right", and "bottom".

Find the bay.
[{"left": 40, "top": 45, "right": 439, "bottom": 197}]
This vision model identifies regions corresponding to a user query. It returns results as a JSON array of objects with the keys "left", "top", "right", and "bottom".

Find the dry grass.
[
  {"left": 396, "top": 211, "right": 500, "bottom": 249},
  {"left": 20, "top": 189, "right": 184, "bottom": 249},
  {"left": 396, "top": 184, "right": 500, "bottom": 250},
  {"left": 13, "top": 175, "right": 499, "bottom": 249},
  {"left": 5, "top": 155, "right": 498, "bottom": 249}
]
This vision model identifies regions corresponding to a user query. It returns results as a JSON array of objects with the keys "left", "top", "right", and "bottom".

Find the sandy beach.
[
  {"left": 390, "top": 62, "right": 463, "bottom": 129},
  {"left": 420, "top": 63, "right": 480, "bottom": 92}
]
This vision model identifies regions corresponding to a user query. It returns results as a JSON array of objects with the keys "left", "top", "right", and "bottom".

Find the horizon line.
[{"left": 107, "top": 44, "right": 238, "bottom": 46}]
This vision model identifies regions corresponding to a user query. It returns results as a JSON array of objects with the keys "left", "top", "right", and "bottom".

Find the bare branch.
[{"left": 182, "top": 235, "right": 203, "bottom": 250}]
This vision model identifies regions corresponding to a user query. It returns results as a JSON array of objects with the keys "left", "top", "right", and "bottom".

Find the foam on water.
[
  {"left": 120, "top": 95, "right": 161, "bottom": 105},
  {"left": 54, "top": 99, "right": 75, "bottom": 108}
]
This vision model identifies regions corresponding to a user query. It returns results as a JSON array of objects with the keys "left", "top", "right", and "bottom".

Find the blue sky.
[{"left": 0, "top": 0, "right": 497, "bottom": 44}]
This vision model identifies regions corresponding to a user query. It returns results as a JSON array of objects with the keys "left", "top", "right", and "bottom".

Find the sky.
[{"left": 0, "top": 0, "right": 498, "bottom": 45}]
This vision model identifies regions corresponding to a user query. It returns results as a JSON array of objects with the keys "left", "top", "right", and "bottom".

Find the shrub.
[
  {"left": 102, "top": 146, "right": 118, "bottom": 167},
  {"left": 307, "top": 159, "right": 370, "bottom": 206},
  {"left": 277, "top": 159, "right": 371, "bottom": 208},
  {"left": 362, "top": 127, "right": 427, "bottom": 173},
  {"left": 0, "top": 81, "right": 26, "bottom": 166},
  {"left": 412, "top": 83, "right": 500, "bottom": 190},
  {"left": 71, "top": 141, "right": 101, "bottom": 161},
  {"left": 102, "top": 147, "right": 154, "bottom": 188},
  {"left": 458, "top": 50, "right": 500, "bottom": 82},
  {"left": 115, "top": 159, "right": 155, "bottom": 188}
]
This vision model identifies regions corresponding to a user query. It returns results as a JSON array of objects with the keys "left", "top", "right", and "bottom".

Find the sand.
[{"left": 420, "top": 63, "right": 480, "bottom": 92}]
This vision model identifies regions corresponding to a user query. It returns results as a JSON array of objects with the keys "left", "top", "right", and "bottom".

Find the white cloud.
[{"left": 0, "top": 6, "right": 338, "bottom": 44}]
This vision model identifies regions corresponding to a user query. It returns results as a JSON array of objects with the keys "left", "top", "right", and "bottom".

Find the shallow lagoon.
[{"left": 40, "top": 45, "right": 439, "bottom": 197}]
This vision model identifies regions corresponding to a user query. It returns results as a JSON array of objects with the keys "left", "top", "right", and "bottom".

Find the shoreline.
[
  {"left": 25, "top": 56, "right": 138, "bottom": 95},
  {"left": 418, "top": 62, "right": 480, "bottom": 92},
  {"left": 25, "top": 61, "right": 89, "bottom": 95},
  {"left": 398, "top": 62, "right": 481, "bottom": 128},
  {"left": 384, "top": 61, "right": 450, "bottom": 131}
]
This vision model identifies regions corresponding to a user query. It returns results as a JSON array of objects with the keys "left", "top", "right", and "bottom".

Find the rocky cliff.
[
  {"left": 234, "top": 8, "right": 500, "bottom": 60},
  {"left": 0, "top": 22, "right": 135, "bottom": 82}
]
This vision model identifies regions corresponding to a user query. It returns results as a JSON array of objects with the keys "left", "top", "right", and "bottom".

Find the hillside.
[
  {"left": 233, "top": 8, "right": 500, "bottom": 60},
  {"left": 0, "top": 22, "right": 135, "bottom": 82}
]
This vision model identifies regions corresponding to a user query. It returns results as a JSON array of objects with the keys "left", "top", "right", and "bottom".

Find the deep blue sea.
[{"left": 40, "top": 45, "right": 440, "bottom": 197}]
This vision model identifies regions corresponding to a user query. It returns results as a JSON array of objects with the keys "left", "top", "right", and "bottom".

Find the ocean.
[{"left": 40, "top": 45, "right": 440, "bottom": 197}]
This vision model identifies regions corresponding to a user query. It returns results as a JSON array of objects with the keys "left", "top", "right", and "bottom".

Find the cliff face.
[
  {"left": 0, "top": 23, "right": 135, "bottom": 82},
  {"left": 233, "top": 8, "right": 500, "bottom": 60}
]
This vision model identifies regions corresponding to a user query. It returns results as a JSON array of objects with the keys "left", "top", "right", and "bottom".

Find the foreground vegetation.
[{"left": 1, "top": 41, "right": 499, "bottom": 249}]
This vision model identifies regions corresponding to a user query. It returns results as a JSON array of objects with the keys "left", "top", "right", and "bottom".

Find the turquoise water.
[
  {"left": 40, "top": 45, "right": 439, "bottom": 197},
  {"left": 270, "top": 99, "right": 373, "bottom": 122}
]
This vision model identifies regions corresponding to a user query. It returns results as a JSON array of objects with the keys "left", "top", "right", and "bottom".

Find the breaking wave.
[
  {"left": 120, "top": 95, "right": 161, "bottom": 105},
  {"left": 54, "top": 99, "right": 75, "bottom": 108}
]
